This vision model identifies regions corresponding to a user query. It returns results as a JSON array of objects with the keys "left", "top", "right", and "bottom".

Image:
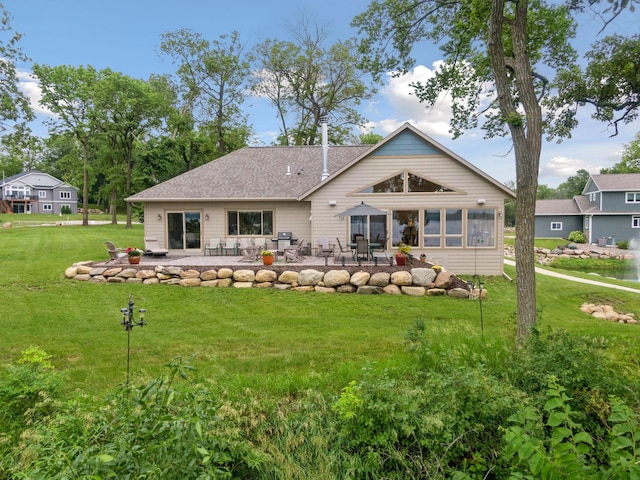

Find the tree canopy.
[{"left": 353, "top": 0, "right": 638, "bottom": 339}]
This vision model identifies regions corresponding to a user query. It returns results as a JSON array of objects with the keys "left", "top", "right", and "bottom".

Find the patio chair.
[
  {"left": 355, "top": 238, "right": 370, "bottom": 261},
  {"left": 317, "top": 237, "right": 335, "bottom": 257},
  {"left": 221, "top": 238, "right": 238, "bottom": 255},
  {"left": 204, "top": 237, "right": 221, "bottom": 256},
  {"left": 239, "top": 245, "right": 260, "bottom": 262},
  {"left": 371, "top": 236, "right": 390, "bottom": 260},
  {"left": 144, "top": 237, "right": 168, "bottom": 256},
  {"left": 284, "top": 238, "right": 305, "bottom": 263},
  {"left": 335, "top": 237, "right": 354, "bottom": 261},
  {"left": 238, "top": 237, "right": 253, "bottom": 249},
  {"left": 253, "top": 237, "right": 267, "bottom": 251},
  {"left": 106, "top": 241, "right": 127, "bottom": 263}
]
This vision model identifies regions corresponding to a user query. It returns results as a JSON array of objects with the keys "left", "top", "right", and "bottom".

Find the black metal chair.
[{"left": 335, "top": 237, "right": 354, "bottom": 261}]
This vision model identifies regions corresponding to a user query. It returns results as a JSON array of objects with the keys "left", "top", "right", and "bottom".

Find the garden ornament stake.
[{"left": 120, "top": 293, "right": 147, "bottom": 386}]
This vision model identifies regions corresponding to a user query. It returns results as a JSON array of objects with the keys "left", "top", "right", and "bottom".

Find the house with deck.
[
  {"left": 535, "top": 173, "right": 640, "bottom": 246},
  {"left": 127, "top": 123, "right": 515, "bottom": 275},
  {"left": 0, "top": 170, "right": 79, "bottom": 215}
]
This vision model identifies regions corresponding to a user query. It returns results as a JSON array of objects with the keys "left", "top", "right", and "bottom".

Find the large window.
[
  {"left": 349, "top": 215, "right": 387, "bottom": 245},
  {"left": 60, "top": 191, "right": 71, "bottom": 199},
  {"left": 227, "top": 210, "right": 273, "bottom": 236},
  {"left": 392, "top": 210, "right": 419, "bottom": 247},
  {"left": 633, "top": 216, "right": 640, "bottom": 228},
  {"left": 551, "top": 222, "right": 563, "bottom": 231},
  {"left": 467, "top": 209, "right": 496, "bottom": 246},
  {"left": 445, "top": 209, "right": 463, "bottom": 247},
  {"left": 359, "top": 171, "right": 455, "bottom": 194},
  {"left": 423, "top": 210, "right": 441, "bottom": 247}
]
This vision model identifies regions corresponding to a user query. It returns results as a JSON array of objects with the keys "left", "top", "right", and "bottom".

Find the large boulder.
[
  {"left": 350, "top": 271, "right": 370, "bottom": 287},
  {"left": 390, "top": 271, "right": 412, "bottom": 286},
  {"left": 411, "top": 268, "right": 437, "bottom": 286},
  {"left": 278, "top": 271, "right": 299, "bottom": 284},
  {"left": 369, "top": 272, "right": 390, "bottom": 287},
  {"left": 298, "top": 269, "right": 324, "bottom": 286},
  {"left": 323, "top": 270, "right": 351, "bottom": 287},
  {"left": 233, "top": 270, "right": 255, "bottom": 282}
]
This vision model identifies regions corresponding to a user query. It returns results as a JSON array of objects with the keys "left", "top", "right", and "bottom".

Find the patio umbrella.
[{"left": 334, "top": 201, "right": 387, "bottom": 218}]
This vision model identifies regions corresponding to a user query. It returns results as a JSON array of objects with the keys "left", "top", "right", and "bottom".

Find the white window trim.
[
  {"left": 42, "top": 204, "right": 52, "bottom": 211},
  {"left": 551, "top": 222, "right": 563, "bottom": 231},
  {"left": 59, "top": 191, "right": 71, "bottom": 199},
  {"left": 632, "top": 216, "right": 640, "bottom": 228},
  {"left": 38, "top": 191, "right": 46, "bottom": 198},
  {"left": 626, "top": 192, "right": 640, "bottom": 204}
]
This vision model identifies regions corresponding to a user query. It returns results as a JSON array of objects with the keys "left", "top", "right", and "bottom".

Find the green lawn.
[{"left": 1, "top": 218, "right": 639, "bottom": 397}]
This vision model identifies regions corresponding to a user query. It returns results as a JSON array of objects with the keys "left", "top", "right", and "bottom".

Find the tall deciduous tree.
[
  {"left": 159, "top": 29, "right": 252, "bottom": 156},
  {"left": 601, "top": 132, "right": 640, "bottom": 173},
  {"left": 252, "top": 19, "right": 373, "bottom": 145},
  {"left": 353, "top": 0, "right": 634, "bottom": 339},
  {"left": 0, "top": 4, "right": 33, "bottom": 129},
  {"left": 557, "top": 169, "right": 590, "bottom": 199},
  {"left": 32, "top": 64, "right": 101, "bottom": 226},
  {"left": 93, "top": 70, "right": 170, "bottom": 227}
]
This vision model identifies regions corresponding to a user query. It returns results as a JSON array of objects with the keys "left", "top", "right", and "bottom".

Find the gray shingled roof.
[
  {"left": 535, "top": 198, "right": 581, "bottom": 215},
  {"left": 590, "top": 173, "right": 640, "bottom": 191},
  {"left": 128, "top": 145, "right": 372, "bottom": 201}
]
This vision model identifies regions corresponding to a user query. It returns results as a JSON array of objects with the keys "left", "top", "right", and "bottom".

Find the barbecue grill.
[{"left": 275, "top": 232, "right": 292, "bottom": 252}]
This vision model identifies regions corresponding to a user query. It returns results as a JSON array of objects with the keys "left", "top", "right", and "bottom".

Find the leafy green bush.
[
  {"left": 1, "top": 357, "right": 266, "bottom": 479},
  {"left": 567, "top": 230, "right": 587, "bottom": 243},
  {"left": 0, "top": 347, "right": 63, "bottom": 438},
  {"left": 616, "top": 239, "right": 630, "bottom": 250},
  {"left": 60, "top": 205, "right": 71, "bottom": 214}
]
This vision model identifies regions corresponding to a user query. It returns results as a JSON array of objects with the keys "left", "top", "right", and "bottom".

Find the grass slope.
[{"left": 1, "top": 216, "right": 639, "bottom": 396}]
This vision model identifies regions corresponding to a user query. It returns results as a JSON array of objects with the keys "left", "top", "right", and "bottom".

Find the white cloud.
[
  {"left": 17, "top": 70, "right": 55, "bottom": 117},
  {"left": 367, "top": 64, "right": 455, "bottom": 138}
]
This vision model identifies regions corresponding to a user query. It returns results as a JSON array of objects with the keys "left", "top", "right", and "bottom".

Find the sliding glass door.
[{"left": 167, "top": 211, "right": 201, "bottom": 250}]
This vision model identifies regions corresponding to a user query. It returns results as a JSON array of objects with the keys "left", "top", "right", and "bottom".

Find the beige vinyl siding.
[
  {"left": 144, "top": 201, "right": 311, "bottom": 254},
  {"left": 309, "top": 154, "right": 507, "bottom": 275}
]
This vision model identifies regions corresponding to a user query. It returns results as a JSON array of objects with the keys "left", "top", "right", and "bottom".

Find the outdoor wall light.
[
  {"left": 477, "top": 198, "right": 486, "bottom": 205},
  {"left": 205, "top": 214, "right": 209, "bottom": 221},
  {"left": 329, "top": 200, "right": 337, "bottom": 206},
  {"left": 156, "top": 214, "right": 162, "bottom": 221}
]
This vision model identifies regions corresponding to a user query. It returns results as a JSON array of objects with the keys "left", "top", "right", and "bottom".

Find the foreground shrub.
[
  {"left": 0, "top": 347, "right": 63, "bottom": 439},
  {"left": 1, "top": 357, "right": 266, "bottom": 479},
  {"left": 567, "top": 231, "right": 587, "bottom": 244}
]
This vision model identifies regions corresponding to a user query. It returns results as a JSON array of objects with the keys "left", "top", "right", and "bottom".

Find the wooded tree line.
[
  {"left": 0, "top": 14, "right": 376, "bottom": 226},
  {"left": 0, "top": 1, "right": 638, "bottom": 336}
]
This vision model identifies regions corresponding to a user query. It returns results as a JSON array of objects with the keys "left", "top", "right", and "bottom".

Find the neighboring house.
[
  {"left": 0, "top": 170, "right": 79, "bottom": 215},
  {"left": 535, "top": 173, "right": 640, "bottom": 245},
  {"left": 127, "top": 123, "right": 516, "bottom": 275}
]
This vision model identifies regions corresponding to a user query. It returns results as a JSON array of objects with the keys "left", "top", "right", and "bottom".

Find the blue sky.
[{"left": 6, "top": 0, "right": 640, "bottom": 187}]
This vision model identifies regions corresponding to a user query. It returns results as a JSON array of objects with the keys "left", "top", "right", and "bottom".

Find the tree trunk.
[
  {"left": 489, "top": 0, "right": 542, "bottom": 340},
  {"left": 81, "top": 139, "right": 89, "bottom": 227}
]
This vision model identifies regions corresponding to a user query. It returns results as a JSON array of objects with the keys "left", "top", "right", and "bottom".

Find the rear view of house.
[
  {"left": 0, "top": 171, "right": 79, "bottom": 215},
  {"left": 535, "top": 173, "right": 640, "bottom": 246}
]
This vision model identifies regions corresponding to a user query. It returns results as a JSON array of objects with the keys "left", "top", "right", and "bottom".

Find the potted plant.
[
  {"left": 126, "top": 247, "right": 142, "bottom": 264},
  {"left": 396, "top": 243, "right": 410, "bottom": 266},
  {"left": 261, "top": 249, "right": 274, "bottom": 265},
  {"left": 420, "top": 253, "right": 426, "bottom": 263}
]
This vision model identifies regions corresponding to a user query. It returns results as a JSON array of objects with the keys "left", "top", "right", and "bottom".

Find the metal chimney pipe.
[{"left": 320, "top": 115, "right": 329, "bottom": 181}]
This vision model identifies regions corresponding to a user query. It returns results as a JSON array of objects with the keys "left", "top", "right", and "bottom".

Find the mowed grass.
[{"left": 1, "top": 217, "right": 640, "bottom": 397}]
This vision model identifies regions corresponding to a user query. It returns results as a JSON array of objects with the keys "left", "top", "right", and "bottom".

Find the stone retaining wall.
[
  {"left": 65, "top": 262, "right": 477, "bottom": 298},
  {"left": 504, "top": 245, "right": 636, "bottom": 265}
]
